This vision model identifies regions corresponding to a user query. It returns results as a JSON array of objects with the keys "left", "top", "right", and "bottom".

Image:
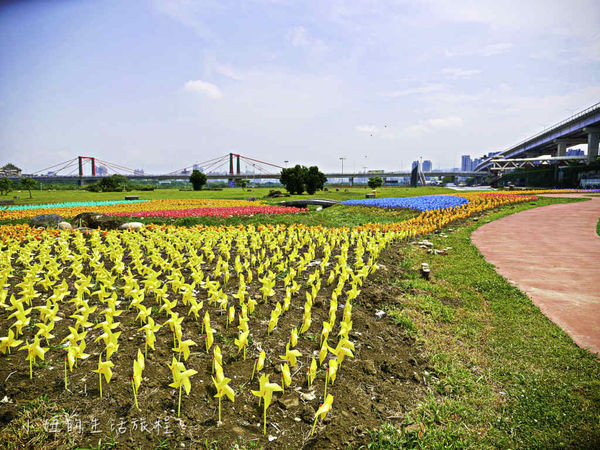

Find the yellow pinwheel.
[
  {"left": 212, "top": 345, "right": 222, "bottom": 374},
  {"left": 92, "top": 354, "right": 114, "bottom": 398},
  {"left": 132, "top": 349, "right": 145, "bottom": 409},
  {"left": 188, "top": 299, "right": 203, "bottom": 320},
  {"left": 299, "top": 310, "right": 312, "bottom": 335},
  {"left": 19, "top": 336, "right": 48, "bottom": 379},
  {"left": 140, "top": 317, "right": 161, "bottom": 357},
  {"left": 251, "top": 350, "right": 266, "bottom": 380},
  {"left": 281, "top": 363, "right": 291, "bottom": 393},
  {"left": 212, "top": 364, "right": 235, "bottom": 422},
  {"left": 280, "top": 342, "right": 301, "bottom": 368},
  {"left": 311, "top": 394, "right": 334, "bottom": 435},
  {"left": 251, "top": 374, "right": 283, "bottom": 435},
  {"left": 324, "top": 359, "right": 338, "bottom": 397},
  {"left": 290, "top": 328, "right": 298, "bottom": 348},
  {"left": 66, "top": 339, "right": 90, "bottom": 371},
  {"left": 320, "top": 321, "right": 332, "bottom": 346},
  {"left": 169, "top": 359, "right": 197, "bottom": 417},
  {"left": 329, "top": 337, "right": 355, "bottom": 366},
  {"left": 247, "top": 298, "right": 258, "bottom": 314},
  {"left": 173, "top": 339, "right": 197, "bottom": 361},
  {"left": 308, "top": 356, "right": 317, "bottom": 387},
  {"left": 0, "top": 329, "right": 23, "bottom": 355},
  {"left": 226, "top": 306, "right": 235, "bottom": 329},
  {"left": 205, "top": 325, "right": 214, "bottom": 354},
  {"left": 234, "top": 329, "right": 249, "bottom": 360}
]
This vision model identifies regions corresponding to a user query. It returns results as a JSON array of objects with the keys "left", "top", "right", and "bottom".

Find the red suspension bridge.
[
  {"left": 18, "top": 153, "right": 478, "bottom": 183},
  {"left": 27, "top": 154, "right": 286, "bottom": 181}
]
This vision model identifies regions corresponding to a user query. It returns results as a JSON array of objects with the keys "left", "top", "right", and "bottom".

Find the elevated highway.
[{"left": 476, "top": 102, "right": 600, "bottom": 172}]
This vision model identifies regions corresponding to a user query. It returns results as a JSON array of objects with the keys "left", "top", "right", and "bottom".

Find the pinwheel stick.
[
  {"left": 99, "top": 371, "right": 103, "bottom": 398},
  {"left": 311, "top": 415, "right": 319, "bottom": 436},
  {"left": 218, "top": 394, "right": 222, "bottom": 422},
  {"left": 131, "top": 377, "right": 139, "bottom": 409},
  {"left": 177, "top": 385, "right": 182, "bottom": 417}
]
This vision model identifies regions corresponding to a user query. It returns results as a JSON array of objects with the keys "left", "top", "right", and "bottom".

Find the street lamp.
[
  {"left": 284, "top": 160, "right": 289, "bottom": 168},
  {"left": 339, "top": 157, "right": 347, "bottom": 175}
]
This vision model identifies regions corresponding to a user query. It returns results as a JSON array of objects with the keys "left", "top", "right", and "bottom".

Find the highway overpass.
[{"left": 475, "top": 102, "right": 600, "bottom": 172}]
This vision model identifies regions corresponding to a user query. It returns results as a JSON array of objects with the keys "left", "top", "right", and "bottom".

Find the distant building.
[
  {"left": 0, "top": 163, "right": 21, "bottom": 177},
  {"left": 461, "top": 155, "right": 472, "bottom": 172},
  {"left": 96, "top": 165, "right": 109, "bottom": 176},
  {"left": 134, "top": 169, "right": 145, "bottom": 175},
  {"left": 422, "top": 160, "right": 432, "bottom": 172},
  {"left": 472, "top": 158, "right": 481, "bottom": 170},
  {"left": 566, "top": 149, "right": 584, "bottom": 156}
]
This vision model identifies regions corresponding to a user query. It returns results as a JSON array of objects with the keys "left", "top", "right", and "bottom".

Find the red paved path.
[{"left": 472, "top": 194, "right": 600, "bottom": 355}]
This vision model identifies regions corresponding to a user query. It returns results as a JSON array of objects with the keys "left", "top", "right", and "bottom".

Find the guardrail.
[{"left": 499, "top": 101, "right": 600, "bottom": 156}]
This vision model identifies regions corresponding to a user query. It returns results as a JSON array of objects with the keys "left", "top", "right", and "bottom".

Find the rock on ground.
[
  {"left": 72, "top": 212, "right": 126, "bottom": 230},
  {"left": 118, "top": 222, "right": 144, "bottom": 230},
  {"left": 30, "top": 214, "right": 64, "bottom": 228}
]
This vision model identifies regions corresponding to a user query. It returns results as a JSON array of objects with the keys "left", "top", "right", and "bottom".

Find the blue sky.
[{"left": 1, "top": 0, "right": 599, "bottom": 174}]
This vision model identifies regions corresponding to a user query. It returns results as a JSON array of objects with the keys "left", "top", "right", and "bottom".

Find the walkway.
[{"left": 471, "top": 194, "right": 600, "bottom": 355}]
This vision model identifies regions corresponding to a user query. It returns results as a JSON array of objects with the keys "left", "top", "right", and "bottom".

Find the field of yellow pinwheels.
[{"left": 3, "top": 189, "right": 585, "bottom": 449}]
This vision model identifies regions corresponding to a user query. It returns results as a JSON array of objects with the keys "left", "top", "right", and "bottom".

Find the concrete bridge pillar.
[
  {"left": 554, "top": 138, "right": 586, "bottom": 158},
  {"left": 585, "top": 128, "right": 600, "bottom": 164}
]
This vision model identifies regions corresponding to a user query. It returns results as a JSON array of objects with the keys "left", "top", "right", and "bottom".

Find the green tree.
[
  {"left": 97, "top": 174, "right": 129, "bottom": 192},
  {"left": 280, "top": 165, "right": 327, "bottom": 195},
  {"left": 367, "top": 176, "right": 383, "bottom": 190},
  {"left": 189, "top": 170, "right": 207, "bottom": 191},
  {"left": 280, "top": 165, "right": 307, "bottom": 195},
  {"left": 20, "top": 178, "right": 38, "bottom": 199},
  {"left": 305, "top": 166, "right": 327, "bottom": 195},
  {"left": 0, "top": 177, "right": 13, "bottom": 196}
]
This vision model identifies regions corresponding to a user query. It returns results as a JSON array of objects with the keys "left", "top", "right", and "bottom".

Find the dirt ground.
[{"left": 0, "top": 240, "right": 428, "bottom": 449}]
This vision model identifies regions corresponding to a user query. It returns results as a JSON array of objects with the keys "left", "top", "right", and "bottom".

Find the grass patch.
[{"left": 368, "top": 196, "right": 600, "bottom": 448}]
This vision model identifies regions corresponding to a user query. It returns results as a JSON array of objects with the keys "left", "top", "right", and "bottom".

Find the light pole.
[
  {"left": 284, "top": 160, "right": 289, "bottom": 168},
  {"left": 339, "top": 157, "right": 347, "bottom": 175}
]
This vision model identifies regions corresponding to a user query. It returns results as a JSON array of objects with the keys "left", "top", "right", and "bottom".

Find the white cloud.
[
  {"left": 215, "top": 63, "right": 243, "bottom": 81},
  {"left": 441, "top": 68, "right": 482, "bottom": 79},
  {"left": 425, "top": 0, "right": 599, "bottom": 38},
  {"left": 287, "top": 26, "right": 309, "bottom": 47},
  {"left": 355, "top": 125, "right": 378, "bottom": 133},
  {"left": 184, "top": 80, "right": 222, "bottom": 99},
  {"left": 403, "top": 116, "right": 464, "bottom": 137},
  {"left": 381, "top": 83, "right": 445, "bottom": 98},
  {"left": 481, "top": 42, "right": 513, "bottom": 56},
  {"left": 444, "top": 42, "right": 513, "bottom": 57}
]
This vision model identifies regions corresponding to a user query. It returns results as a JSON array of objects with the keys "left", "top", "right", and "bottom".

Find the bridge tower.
[
  {"left": 78, "top": 156, "right": 96, "bottom": 176},
  {"left": 229, "top": 153, "right": 241, "bottom": 175}
]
